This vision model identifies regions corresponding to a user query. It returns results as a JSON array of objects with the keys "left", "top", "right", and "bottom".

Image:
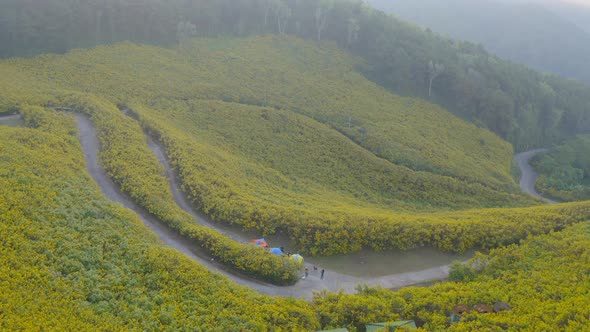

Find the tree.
[
  {"left": 427, "top": 60, "right": 445, "bottom": 98},
  {"left": 176, "top": 21, "right": 196, "bottom": 46},
  {"left": 346, "top": 17, "right": 360, "bottom": 47},
  {"left": 315, "top": 1, "right": 332, "bottom": 41},
  {"left": 448, "top": 261, "right": 475, "bottom": 282},
  {"left": 263, "top": 0, "right": 274, "bottom": 27},
  {"left": 273, "top": 1, "right": 291, "bottom": 35}
]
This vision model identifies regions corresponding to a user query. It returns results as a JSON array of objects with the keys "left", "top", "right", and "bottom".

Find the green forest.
[
  {"left": 532, "top": 135, "right": 590, "bottom": 202},
  {"left": 2, "top": 0, "right": 590, "bottom": 331},
  {"left": 2, "top": 0, "right": 590, "bottom": 150},
  {"left": 368, "top": 0, "right": 590, "bottom": 86}
]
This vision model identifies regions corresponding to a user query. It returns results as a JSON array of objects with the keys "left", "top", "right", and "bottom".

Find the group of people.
[
  {"left": 280, "top": 247, "right": 325, "bottom": 280},
  {"left": 280, "top": 247, "right": 325, "bottom": 281},
  {"left": 302, "top": 265, "right": 325, "bottom": 280},
  {"left": 277, "top": 246, "right": 326, "bottom": 281}
]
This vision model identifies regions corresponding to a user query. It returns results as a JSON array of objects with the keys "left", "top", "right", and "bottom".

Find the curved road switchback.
[
  {"left": 146, "top": 135, "right": 249, "bottom": 243},
  {"left": 514, "top": 149, "right": 558, "bottom": 204},
  {"left": 142, "top": 116, "right": 459, "bottom": 296},
  {"left": 76, "top": 113, "right": 460, "bottom": 298},
  {"left": 76, "top": 111, "right": 558, "bottom": 298},
  {"left": 75, "top": 114, "right": 286, "bottom": 292},
  {"left": 1, "top": 111, "right": 558, "bottom": 298}
]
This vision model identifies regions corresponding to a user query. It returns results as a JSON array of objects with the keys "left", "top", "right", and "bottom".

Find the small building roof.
[{"left": 366, "top": 320, "right": 417, "bottom": 331}]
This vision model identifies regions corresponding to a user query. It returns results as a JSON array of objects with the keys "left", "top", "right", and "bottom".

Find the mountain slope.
[
  {"left": 0, "top": 37, "right": 525, "bottom": 198},
  {"left": 504, "top": 0, "right": 590, "bottom": 33},
  {"left": 3, "top": 109, "right": 589, "bottom": 329},
  {"left": 9, "top": 37, "right": 590, "bottom": 258},
  {"left": 368, "top": 0, "right": 590, "bottom": 85},
  {"left": 3, "top": 0, "right": 590, "bottom": 151}
]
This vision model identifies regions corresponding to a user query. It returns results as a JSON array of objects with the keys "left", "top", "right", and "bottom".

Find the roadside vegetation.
[
  {"left": 0, "top": 114, "right": 317, "bottom": 330},
  {"left": 0, "top": 6, "right": 589, "bottom": 330},
  {"left": 20, "top": 99, "right": 299, "bottom": 285},
  {"left": 2, "top": 37, "right": 523, "bottom": 192},
  {"left": 532, "top": 135, "right": 590, "bottom": 202},
  {"left": 132, "top": 100, "right": 590, "bottom": 256},
  {"left": 2, "top": 118, "right": 587, "bottom": 330},
  {"left": 314, "top": 222, "right": 590, "bottom": 331}
]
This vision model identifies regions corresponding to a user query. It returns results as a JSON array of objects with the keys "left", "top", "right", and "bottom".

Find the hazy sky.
[
  {"left": 563, "top": 0, "right": 590, "bottom": 6},
  {"left": 546, "top": 0, "right": 590, "bottom": 6},
  {"left": 500, "top": 0, "right": 590, "bottom": 6},
  {"left": 512, "top": 0, "right": 590, "bottom": 5}
]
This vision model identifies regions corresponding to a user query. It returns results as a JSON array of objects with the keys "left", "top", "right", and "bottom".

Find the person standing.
[
  {"left": 304, "top": 267, "right": 309, "bottom": 279},
  {"left": 320, "top": 269, "right": 325, "bottom": 280}
]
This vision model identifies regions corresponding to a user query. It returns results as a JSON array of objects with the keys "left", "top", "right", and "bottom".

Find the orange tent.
[{"left": 251, "top": 238, "right": 269, "bottom": 248}]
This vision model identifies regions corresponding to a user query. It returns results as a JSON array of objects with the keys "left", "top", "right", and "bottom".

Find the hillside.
[
  {"left": 2, "top": 6, "right": 590, "bottom": 329},
  {"left": 0, "top": 37, "right": 527, "bottom": 202},
  {"left": 6, "top": 37, "right": 590, "bottom": 258},
  {"left": 367, "top": 0, "right": 590, "bottom": 86},
  {"left": 3, "top": 110, "right": 589, "bottom": 329},
  {"left": 3, "top": 0, "right": 590, "bottom": 151}
]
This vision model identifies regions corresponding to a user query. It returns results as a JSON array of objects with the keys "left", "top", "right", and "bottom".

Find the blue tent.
[{"left": 270, "top": 247, "right": 283, "bottom": 255}]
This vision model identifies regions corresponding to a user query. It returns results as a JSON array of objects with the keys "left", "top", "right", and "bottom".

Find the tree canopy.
[{"left": 2, "top": 0, "right": 590, "bottom": 150}]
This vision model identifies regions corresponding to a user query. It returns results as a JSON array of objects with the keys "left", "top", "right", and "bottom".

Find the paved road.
[
  {"left": 76, "top": 113, "right": 458, "bottom": 298},
  {"left": 514, "top": 149, "right": 558, "bottom": 204},
  {"left": 76, "top": 111, "right": 559, "bottom": 298},
  {"left": 0, "top": 114, "right": 22, "bottom": 121},
  {"left": 5, "top": 112, "right": 558, "bottom": 298}
]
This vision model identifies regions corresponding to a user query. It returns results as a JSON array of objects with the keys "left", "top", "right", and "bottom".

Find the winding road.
[
  {"left": 0, "top": 114, "right": 23, "bottom": 126},
  {"left": 514, "top": 149, "right": 558, "bottom": 204},
  {"left": 0, "top": 114, "right": 21, "bottom": 121},
  {"left": 73, "top": 112, "right": 557, "bottom": 298},
  {"left": 76, "top": 114, "right": 455, "bottom": 298}
]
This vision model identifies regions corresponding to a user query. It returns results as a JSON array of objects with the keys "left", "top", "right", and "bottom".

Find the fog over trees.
[{"left": 368, "top": 0, "right": 590, "bottom": 85}]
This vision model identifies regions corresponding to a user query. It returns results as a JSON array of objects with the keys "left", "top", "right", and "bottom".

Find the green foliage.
[
  {"left": 1, "top": 0, "right": 590, "bottom": 151},
  {"left": 0, "top": 36, "right": 522, "bottom": 193},
  {"left": 448, "top": 261, "right": 475, "bottom": 282},
  {"left": 369, "top": 0, "right": 590, "bottom": 86},
  {"left": 34, "top": 96, "right": 299, "bottom": 284},
  {"left": 129, "top": 98, "right": 590, "bottom": 256},
  {"left": 0, "top": 113, "right": 319, "bottom": 330},
  {"left": 1, "top": 7, "right": 590, "bottom": 330},
  {"left": 532, "top": 135, "right": 590, "bottom": 201},
  {"left": 132, "top": 98, "right": 527, "bottom": 210},
  {"left": 3, "top": 37, "right": 590, "bottom": 257},
  {"left": 314, "top": 222, "right": 590, "bottom": 330}
]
